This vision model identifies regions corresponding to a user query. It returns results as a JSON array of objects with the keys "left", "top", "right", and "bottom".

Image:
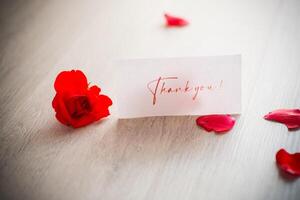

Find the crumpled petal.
[
  {"left": 276, "top": 149, "right": 300, "bottom": 176},
  {"left": 196, "top": 114, "right": 236, "bottom": 133},
  {"left": 264, "top": 109, "right": 300, "bottom": 130},
  {"left": 164, "top": 13, "right": 189, "bottom": 27}
]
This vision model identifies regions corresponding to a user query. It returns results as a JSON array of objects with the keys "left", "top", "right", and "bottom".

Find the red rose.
[{"left": 52, "top": 70, "right": 112, "bottom": 128}]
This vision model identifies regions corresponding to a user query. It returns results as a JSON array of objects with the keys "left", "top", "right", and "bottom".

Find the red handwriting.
[{"left": 147, "top": 76, "right": 223, "bottom": 105}]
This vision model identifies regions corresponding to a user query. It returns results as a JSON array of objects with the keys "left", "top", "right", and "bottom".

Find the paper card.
[{"left": 114, "top": 55, "right": 241, "bottom": 118}]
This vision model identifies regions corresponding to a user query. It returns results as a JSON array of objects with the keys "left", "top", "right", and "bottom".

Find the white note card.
[{"left": 114, "top": 55, "right": 241, "bottom": 118}]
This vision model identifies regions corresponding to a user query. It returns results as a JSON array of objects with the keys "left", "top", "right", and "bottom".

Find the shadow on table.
[
  {"left": 99, "top": 115, "right": 232, "bottom": 166},
  {"left": 41, "top": 115, "right": 239, "bottom": 172}
]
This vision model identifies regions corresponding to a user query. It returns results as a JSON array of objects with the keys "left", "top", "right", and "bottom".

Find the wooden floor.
[{"left": 0, "top": 0, "right": 300, "bottom": 199}]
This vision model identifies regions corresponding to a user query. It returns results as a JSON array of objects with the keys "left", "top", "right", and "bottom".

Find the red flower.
[
  {"left": 264, "top": 109, "right": 300, "bottom": 130},
  {"left": 164, "top": 13, "right": 189, "bottom": 27},
  {"left": 196, "top": 114, "right": 235, "bottom": 133},
  {"left": 52, "top": 70, "right": 112, "bottom": 128},
  {"left": 276, "top": 149, "right": 300, "bottom": 176}
]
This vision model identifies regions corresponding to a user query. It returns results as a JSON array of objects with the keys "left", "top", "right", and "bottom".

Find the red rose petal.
[
  {"left": 52, "top": 93, "right": 71, "bottom": 125},
  {"left": 264, "top": 109, "right": 300, "bottom": 130},
  {"left": 87, "top": 86, "right": 112, "bottom": 120},
  {"left": 276, "top": 149, "right": 300, "bottom": 176},
  {"left": 196, "top": 114, "right": 236, "bottom": 133},
  {"left": 54, "top": 70, "right": 88, "bottom": 94},
  {"left": 164, "top": 13, "right": 189, "bottom": 27}
]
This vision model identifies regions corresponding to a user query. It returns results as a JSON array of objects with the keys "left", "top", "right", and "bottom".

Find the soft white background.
[{"left": 0, "top": 0, "right": 299, "bottom": 200}]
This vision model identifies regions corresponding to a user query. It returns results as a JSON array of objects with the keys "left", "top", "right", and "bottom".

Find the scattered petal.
[
  {"left": 276, "top": 149, "right": 300, "bottom": 176},
  {"left": 196, "top": 114, "right": 236, "bottom": 133},
  {"left": 164, "top": 13, "right": 189, "bottom": 27},
  {"left": 264, "top": 109, "right": 300, "bottom": 130}
]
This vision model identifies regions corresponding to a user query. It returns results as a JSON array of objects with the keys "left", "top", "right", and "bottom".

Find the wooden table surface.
[{"left": 1, "top": 0, "right": 300, "bottom": 199}]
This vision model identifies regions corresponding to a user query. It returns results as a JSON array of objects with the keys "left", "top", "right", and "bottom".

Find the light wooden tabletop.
[{"left": 0, "top": 0, "right": 299, "bottom": 199}]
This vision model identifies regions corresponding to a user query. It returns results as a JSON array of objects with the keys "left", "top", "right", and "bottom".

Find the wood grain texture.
[{"left": 0, "top": 0, "right": 300, "bottom": 199}]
